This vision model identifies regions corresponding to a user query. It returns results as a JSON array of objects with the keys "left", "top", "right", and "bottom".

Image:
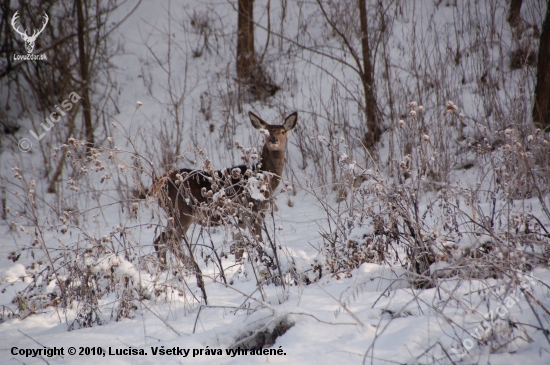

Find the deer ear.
[
  {"left": 283, "top": 112, "right": 298, "bottom": 131},
  {"left": 249, "top": 112, "right": 269, "bottom": 130}
]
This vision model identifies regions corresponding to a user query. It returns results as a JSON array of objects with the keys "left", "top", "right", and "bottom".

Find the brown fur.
[{"left": 151, "top": 112, "right": 298, "bottom": 266}]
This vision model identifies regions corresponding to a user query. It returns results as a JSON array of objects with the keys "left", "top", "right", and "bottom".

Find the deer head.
[
  {"left": 12, "top": 11, "right": 49, "bottom": 54},
  {"left": 249, "top": 111, "right": 298, "bottom": 153}
]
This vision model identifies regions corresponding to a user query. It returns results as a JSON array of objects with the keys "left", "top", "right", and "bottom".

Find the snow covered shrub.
[
  {"left": 390, "top": 100, "right": 468, "bottom": 188},
  {"left": 1, "top": 142, "right": 154, "bottom": 326},
  {"left": 307, "top": 95, "right": 549, "bottom": 359},
  {"left": 312, "top": 130, "right": 435, "bottom": 283},
  {"left": 2, "top": 109, "right": 293, "bottom": 326},
  {"left": 483, "top": 126, "right": 550, "bottom": 202},
  {"left": 313, "top": 101, "right": 550, "bottom": 287},
  {"left": 59, "top": 246, "right": 143, "bottom": 329},
  {"left": 188, "top": 10, "right": 216, "bottom": 59},
  {"left": 11, "top": 233, "right": 148, "bottom": 329}
]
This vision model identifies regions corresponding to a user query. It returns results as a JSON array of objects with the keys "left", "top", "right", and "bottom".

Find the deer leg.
[
  {"left": 163, "top": 213, "right": 193, "bottom": 268},
  {"left": 252, "top": 213, "right": 264, "bottom": 242},
  {"left": 232, "top": 219, "right": 246, "bottom": 241},
  {"left": 153, "top": 231, "right": 169, "bottom": 269},
  {"left": 171, "top": 238, "right": 188, "bottom": 267},
  {"left": 229, "top": 219, "right": 245, "bottom": 260},
  {"left": 155, "top": 227, "right": 193, "bottom": 269},
  {"left": 230, "top": 210, "right": 264, "bottom": 260},
  {"left": 154, "top": 217, "right": 189, "bottom": 269},
  {"left": 252, "top": 199, "right": 271, "bottom": 243}
]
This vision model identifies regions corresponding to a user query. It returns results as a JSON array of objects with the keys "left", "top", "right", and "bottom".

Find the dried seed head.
[
  {"left": 398, "top": 120, "right": 406, "bottom": 128},
  {"left": 459, "top": 113, "right": 465, "bottom": 120},
  {"left": 136, "top": 101, "right": 143, "bottom": 107},
  {"left": 408, "top": 101, "right": 418, "bottom": 110},
  {"left": 446, "top": 101, "right": 458, "bottom": 113},
  {"left": 422, "top": 134, "right": 430, "bottom": 142},
  {"left": 418, "top": 105, "right": 424, "bottom": 113},
  {"left": 339, "top": 153, "right": 350, "bottom": 163},
  {"left": 409, "top": 110, "right": 417, "bottom": 117},
  {"left": 204, "top": 158, "right": 213, "bottom": 172}
]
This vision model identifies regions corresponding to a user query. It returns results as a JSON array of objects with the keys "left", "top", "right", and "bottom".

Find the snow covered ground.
[{"left": 1, "top": 0, "right": 550, "bottom": 364}]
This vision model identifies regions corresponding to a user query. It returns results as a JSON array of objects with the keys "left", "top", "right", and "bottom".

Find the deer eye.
[{"left": 281, "top": 130, "right": 286, "bottom": 135}]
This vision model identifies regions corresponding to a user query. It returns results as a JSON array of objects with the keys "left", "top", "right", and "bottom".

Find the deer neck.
[{"left": 260, "top": 144, "right": 285, "bottom": 190}]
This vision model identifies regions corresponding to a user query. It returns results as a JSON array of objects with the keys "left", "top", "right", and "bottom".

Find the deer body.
[{"left": 151, "top": 112, "right": 297, "bottom": 265}]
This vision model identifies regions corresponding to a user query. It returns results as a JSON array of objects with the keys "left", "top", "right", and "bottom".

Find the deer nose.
[{"left": 269, "top": 136, "right": 279, "bottom": 144}]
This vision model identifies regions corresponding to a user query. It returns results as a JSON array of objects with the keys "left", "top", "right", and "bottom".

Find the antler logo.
[{"left": 11, "top": 11, "right": 49, "bottom": 54}]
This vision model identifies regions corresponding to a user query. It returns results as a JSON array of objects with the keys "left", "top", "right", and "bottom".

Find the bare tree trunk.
[
  {"left": 533, "top": 3, "right": 550, "bottom": 131},
  {"left": 359, "top": 0, "right": 381, "bottom": 149},
  {"left": 237, "top": 0, "right": 255, "bottom": 81},
  {"left": 47, "top": 115, "right": 76, "bottom": 193},
  {"left": 76, "top": 0, "right": 94, "bottom": 147},
  {"left": 507, "top": 0, "right": 523, "bottom": 28},
  {"left": 259, "top": 0, "right": 270, "bottom": 65}
]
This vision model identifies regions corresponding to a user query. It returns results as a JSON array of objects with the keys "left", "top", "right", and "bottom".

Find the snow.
[
  {"left": 246, "top": 176, "right": 266, "bottom": 202},
  {"left": 1, "top": 0, "right": 550, "bottom": 364}
]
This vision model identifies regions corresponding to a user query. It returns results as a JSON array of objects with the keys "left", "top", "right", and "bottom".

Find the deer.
[
  {"left": 11, "top": 11, "right": 49, "bottom": 54},
  {"left": 150, "top": 111, "right": 298, "bottom": 267}
]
